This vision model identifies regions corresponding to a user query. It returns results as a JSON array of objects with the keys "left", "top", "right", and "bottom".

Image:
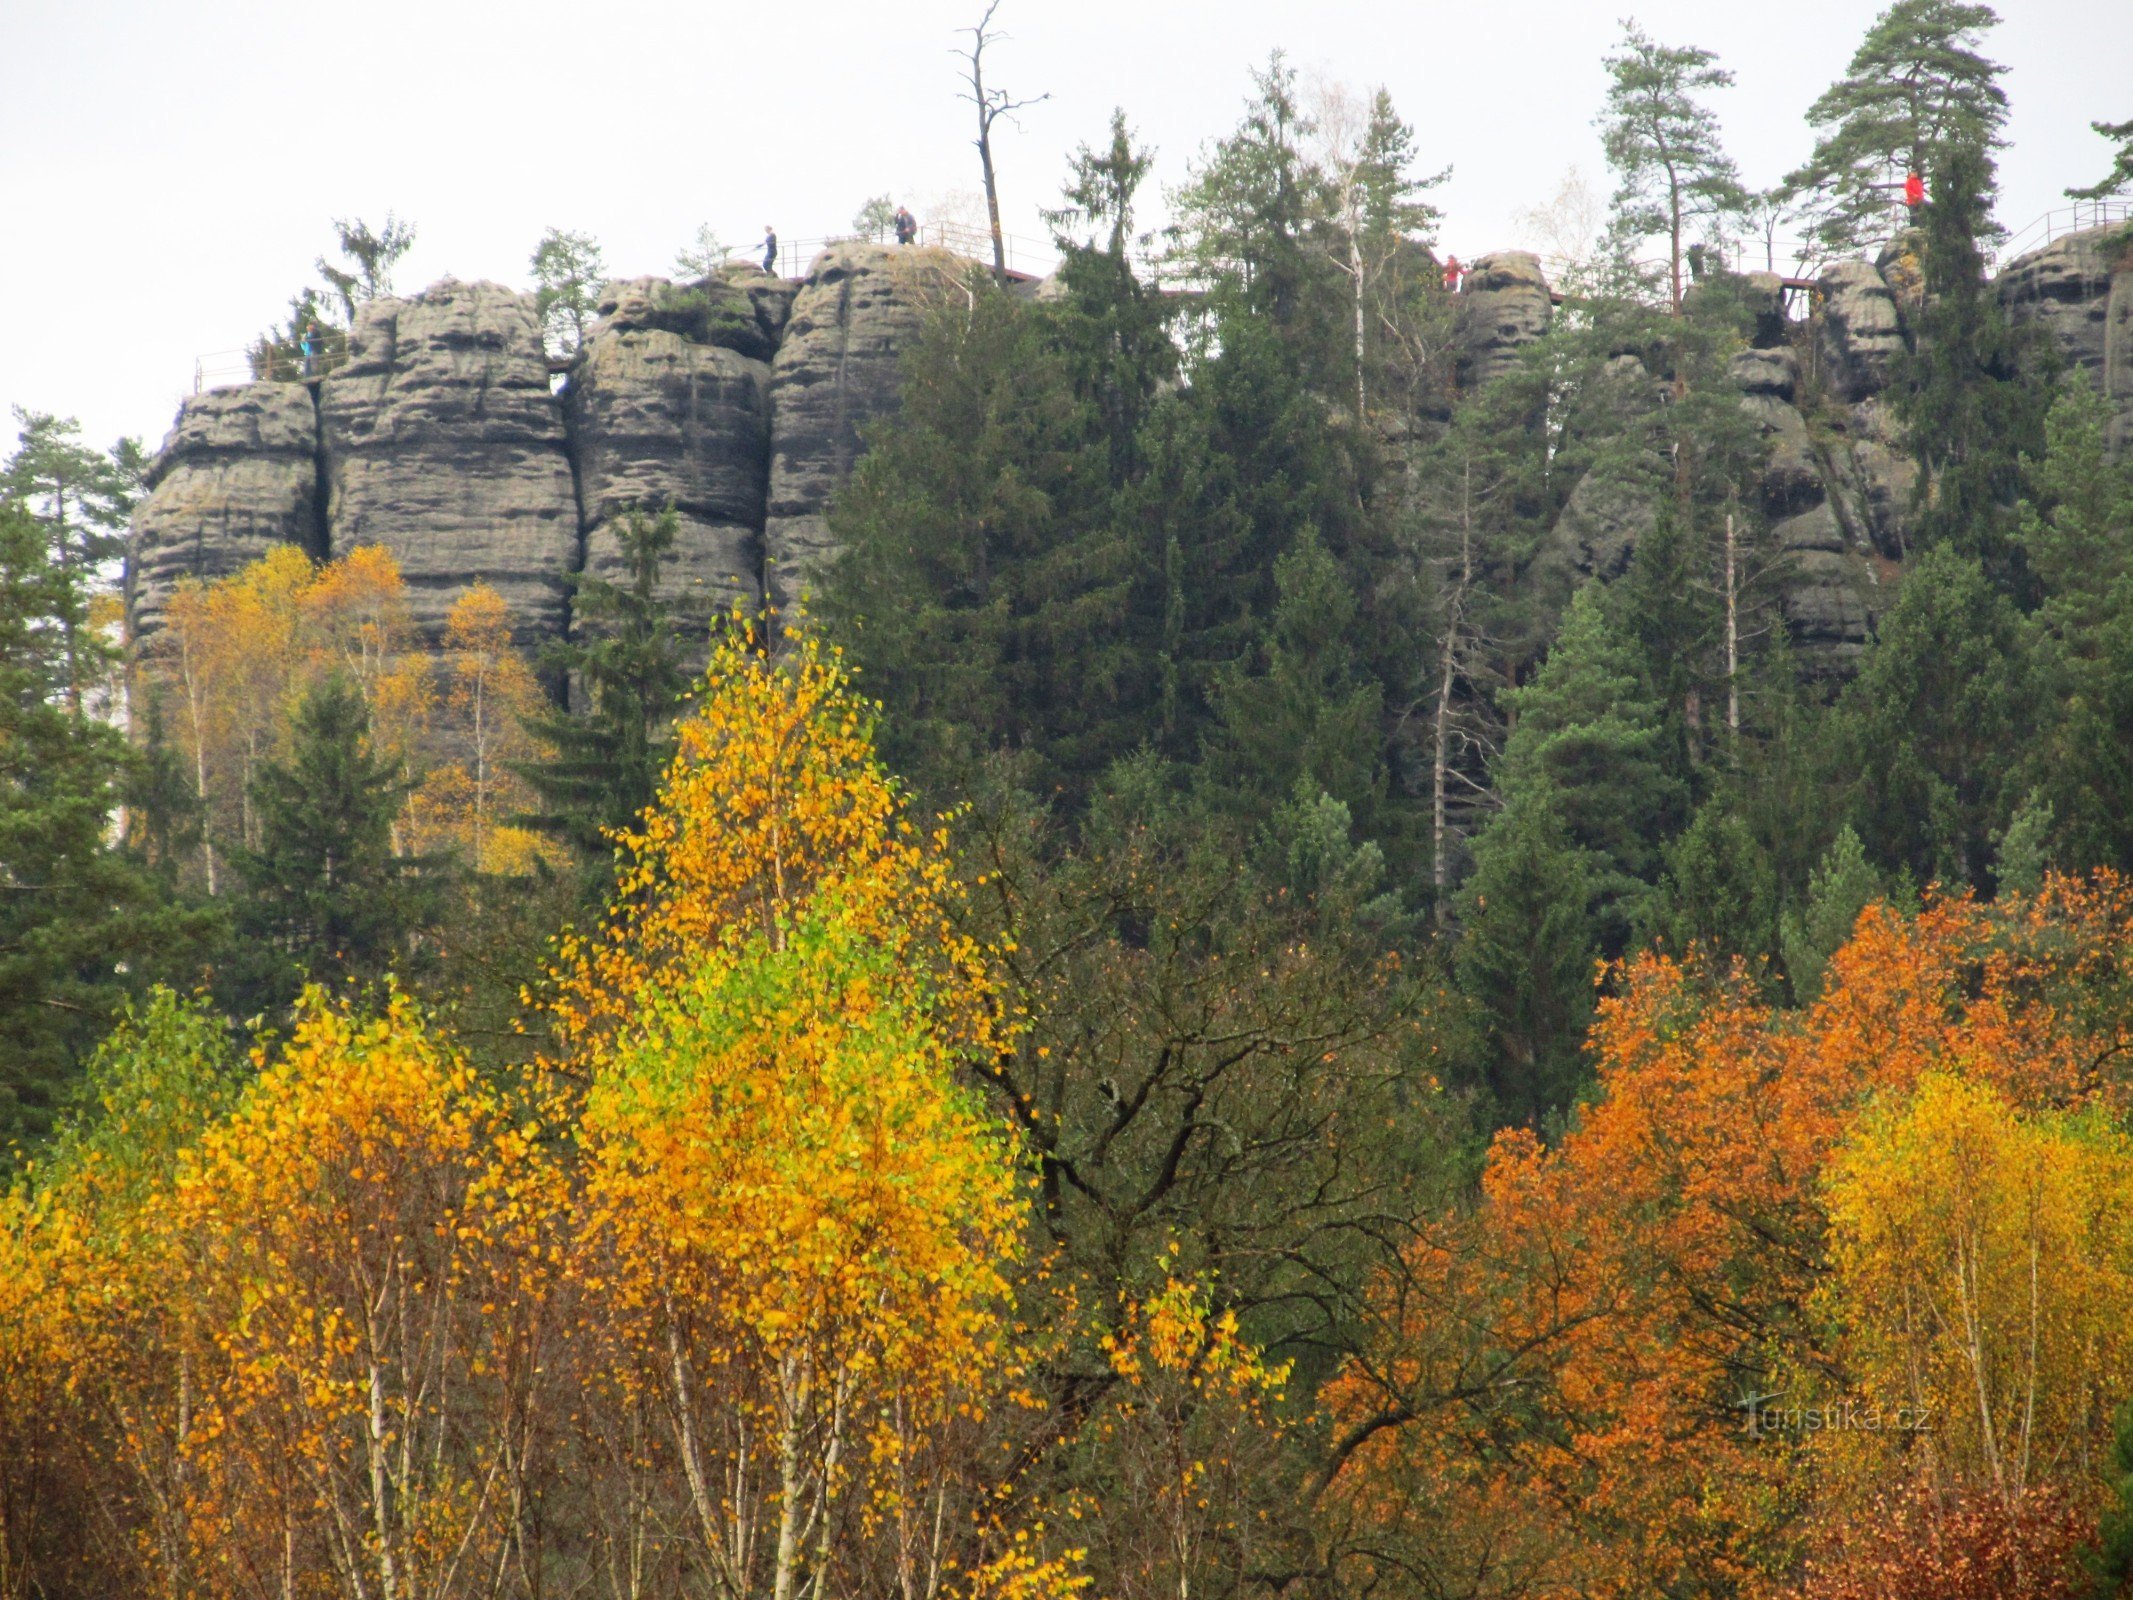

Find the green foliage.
[
  {"left": 2066, "top": 116, "right": 2133, "bottom": 202},
  {"left": 1779, "top": 825, "right": 1885, "bottom": 1002},
  {"left": 1894, "top": 139, "right": 2046, "bottom": 572},
  {"left": 2093, "top": 1400, "right": 2133, "bottom": 1597},
  {"left": 2017, "top": 373, "right": 2133, "bottom": 874},
  {"left": 530, "top": 226, "right": 605, "bottom": 356},
  {"left": 1832, "top": 546, "right": 2031, "bottom": 888},
  {"left": 517, "top": 508, "right": 692, "bottom": 874},
  {"left": 1596, "top": 22, "right": 1746, "bottom": 310},
  {"left": 315, "top": 212, "right": 417, "bottom": 323},
  {"left": 1992, "top": 789, "right": 2054, "bottom": 899},
  {"left": 4, "top": 408, "right": 139, "bottom": 705},
  {"left": 824, "top": 279, "right": 1144, "bottom": 806},
  {"left": 851, "top": 194, "right": 898, "bottom": 239},
  {"left": 1201, "top": 528, "right": 1387, "bottom": 837},
  {"left": 39, "top": 987, "right": 240, "bottom": 1209},
  {"left": 1637, "top": 801, "right": 1778, "bottom": 968},
  {"left": 229, "top": 675, "right": 442, "bottom": 1012},
  {"left": 1495, "top": 583, "right": 1687, "bottom": 941},
  {"left": 673, "top": 223, "right": 728, "bottom": 279},
  {"left": 1783, "top": 0, "right": 2009, "bottom": 258},
  {"left": 1455, "top": 798, "right": 1597, "bottom": 1128},
  {"left": 0, "top": 504, "right": 204, "bottom": 1154}
]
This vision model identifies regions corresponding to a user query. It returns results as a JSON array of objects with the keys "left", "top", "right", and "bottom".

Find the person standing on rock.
[
  {"left": 894, "top": 205, "right": 917, "bottom": 246},
  {"left": 300, "top": 321, "right": 319, "bottom": 378},
  {"left": 762, "top": 226, "right": 778, "bottom": 274},
  {"left": 1442, "top": 255, "right": 1465, "bottom": 292}
]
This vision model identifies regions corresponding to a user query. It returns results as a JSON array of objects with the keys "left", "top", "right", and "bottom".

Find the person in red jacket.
[
  {"left": 1442, "top": 254, "right": 1465, "bottom": 291},
  {"left": 1903, "top": 170, "right": 1925, "bottom": 209}
]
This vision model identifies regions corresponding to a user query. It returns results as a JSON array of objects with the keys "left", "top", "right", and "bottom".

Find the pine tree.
[
  {"left": 4, "top": 409, "right": 140, "bottom": 710},
  {"left": 1782, "top": 0, "right": 2009, "bottom": 259},
  {"left": 230, "top": 674, "right": 441, "bottom": 1011},
  {"left": 530, "top": 227, "right": 606, "bottom": 357},
  {"left": 1596, "top": 22, "right": 1747, "bottom": 314},
  {"left": 2067, "top": 116, "right": 2133, "bottom": 201},
  {"left": 517, "top": 509, "right": 693, "bottom": 873}
]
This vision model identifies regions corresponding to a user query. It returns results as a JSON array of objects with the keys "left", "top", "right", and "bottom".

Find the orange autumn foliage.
[{"left": 1325, "top": 879, "right": 2133, "bottom": 1600}]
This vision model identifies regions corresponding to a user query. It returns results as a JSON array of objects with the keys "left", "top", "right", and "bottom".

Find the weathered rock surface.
[
  {"left": 567, "top": 284, "right": 774, "bottom": 625},
  {"left": 131, "top": 383, "right": 321, "bottom": 634},
  {"left": 764, "top": 242, "right": 957, "bottom": 606},
  {"left": 1817, "top": 261, "right": 1907, "bottom": 403},
  {"left": 2001, "top": 224, "right": 2133, "bottom": 453},
  {"left": 1458, "top": 252, "right": 1553, "bottom": 388},
  {"left": 318, "top": 279, "right": 579, "bottom": 644}
]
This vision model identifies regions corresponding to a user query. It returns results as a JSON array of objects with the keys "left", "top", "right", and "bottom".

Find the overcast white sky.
[{"left": 4, "top": 0, "right": 2128, "bottom": 461}]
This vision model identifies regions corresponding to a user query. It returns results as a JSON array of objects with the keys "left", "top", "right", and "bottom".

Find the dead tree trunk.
[{"left": 957, "top": 0, "right": 1047, "bottom": 285}]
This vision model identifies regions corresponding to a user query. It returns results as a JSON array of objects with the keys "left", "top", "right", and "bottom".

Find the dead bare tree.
[{"left": 956, "top": 0, "right": 1048, "bottom": 283}]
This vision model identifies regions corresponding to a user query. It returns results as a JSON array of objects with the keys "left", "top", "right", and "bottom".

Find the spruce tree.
[
  {"left": 1201, "top": 528, "right": 1387, "bottom": 838},
  {"left": 823, "top": 281, "right": 1142, "bottom": 806},
  {"left": 1778, "top": 825, "right": 1885, "bottom": 1002},
  {"left": 1455, "top": 800, "right": 1598, "bottom": 1129},
  {"left": 0, "top": 503, "right": 204, "bottom": 1149},
  {"left": 2018, "top": 374, "right": 2133, "bottom": 872},
  {"left": 1493, "top": 583, "right": 1687, "bottom": 944},
  {"left": 1637, "top": 802, "right": 1778, "bottom": 968},
  {"left": 1894, "top": 139, "right": 2046, "bottom": 575},
  {"left": 1782, "top": 0, "right": 2009, "bottom": 258},
  {"left": 517, "top": 508, "right": 692, "bottom": 871},
  {"left": 229, "top": 674, "right": 440, "bottom": 1011},
  {"left": 1832, "top": 545, "right": 2030, "bottom": 888}
]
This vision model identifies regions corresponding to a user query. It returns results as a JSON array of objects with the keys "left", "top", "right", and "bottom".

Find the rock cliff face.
[
  {"left": 566, "top": 275, "right": 777, "bottom": 626},
  {"left": 129, "top": 229, "right": 2130, "bottom": 686},
  {"left": 764, "top": 243, "right": 960, "bottom": 606},
  {"left": 2000, "top": 225, "right": 2133, "bottom": 454},
  {"left": 1457, "top": 251, "right": 1553, "bottom": 388},
  {"left": 131, "top": 384, "right": 321, "bottom": 634},
  {"left": 319, "top": 279, "right": 581, "bottom": 643},
  {"left": 131, "top": 244, "right": 951, "bottom": 660}
]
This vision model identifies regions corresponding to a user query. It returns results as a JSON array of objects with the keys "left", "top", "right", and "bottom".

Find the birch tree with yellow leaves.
[{"left": 560, "top": 624, "right": 1035, "bottom": 1600}]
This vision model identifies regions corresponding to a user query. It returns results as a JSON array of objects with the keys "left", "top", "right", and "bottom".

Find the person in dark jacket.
[
  {"left": 762, "top": 226, "right": 778, "bottom": 273},
  {"left": 894, "top": 205, "right": 917, "bottom": 246}
]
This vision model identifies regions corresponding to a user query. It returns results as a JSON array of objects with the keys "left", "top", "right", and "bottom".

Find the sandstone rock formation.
[
  {"left": 1816, "top": 261, "right": 1906, "bottom": 404},
  {"left": 127, "top": 221, "right": 2131, "bottom": 698},
  {"left": 131, "top": 383, "right": 321, "bottom": 635},
  {"left": 318, "top": 279, "right": 580, "bottom": 644},
  {"left": 567, "top": 278, "right": 773, "bottom": 625},
  {"left": 764, "top": 242, "right": 958, "bottom": 607},
  {"left": 2000, "top": 223, "right": 2133, "bottom": 453},
  {"left": 1457, "top": 251, "right": 1553, "bottom": 388}
]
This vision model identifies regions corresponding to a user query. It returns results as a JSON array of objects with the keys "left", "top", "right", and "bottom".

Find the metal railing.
[
  {"left": 1994, "top": 198, "right": 2133, "bottom": 266},
  {"left": 748, "top": 223, "right": 1059, "bottom": 282},
  {"left": 192, "top": 344, "right": 350, "bottom": 393}
]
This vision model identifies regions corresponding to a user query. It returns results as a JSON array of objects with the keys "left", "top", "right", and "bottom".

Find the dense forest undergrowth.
[{"left": 9, "top": 1, "right": 2133, "bottom": 1596}]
